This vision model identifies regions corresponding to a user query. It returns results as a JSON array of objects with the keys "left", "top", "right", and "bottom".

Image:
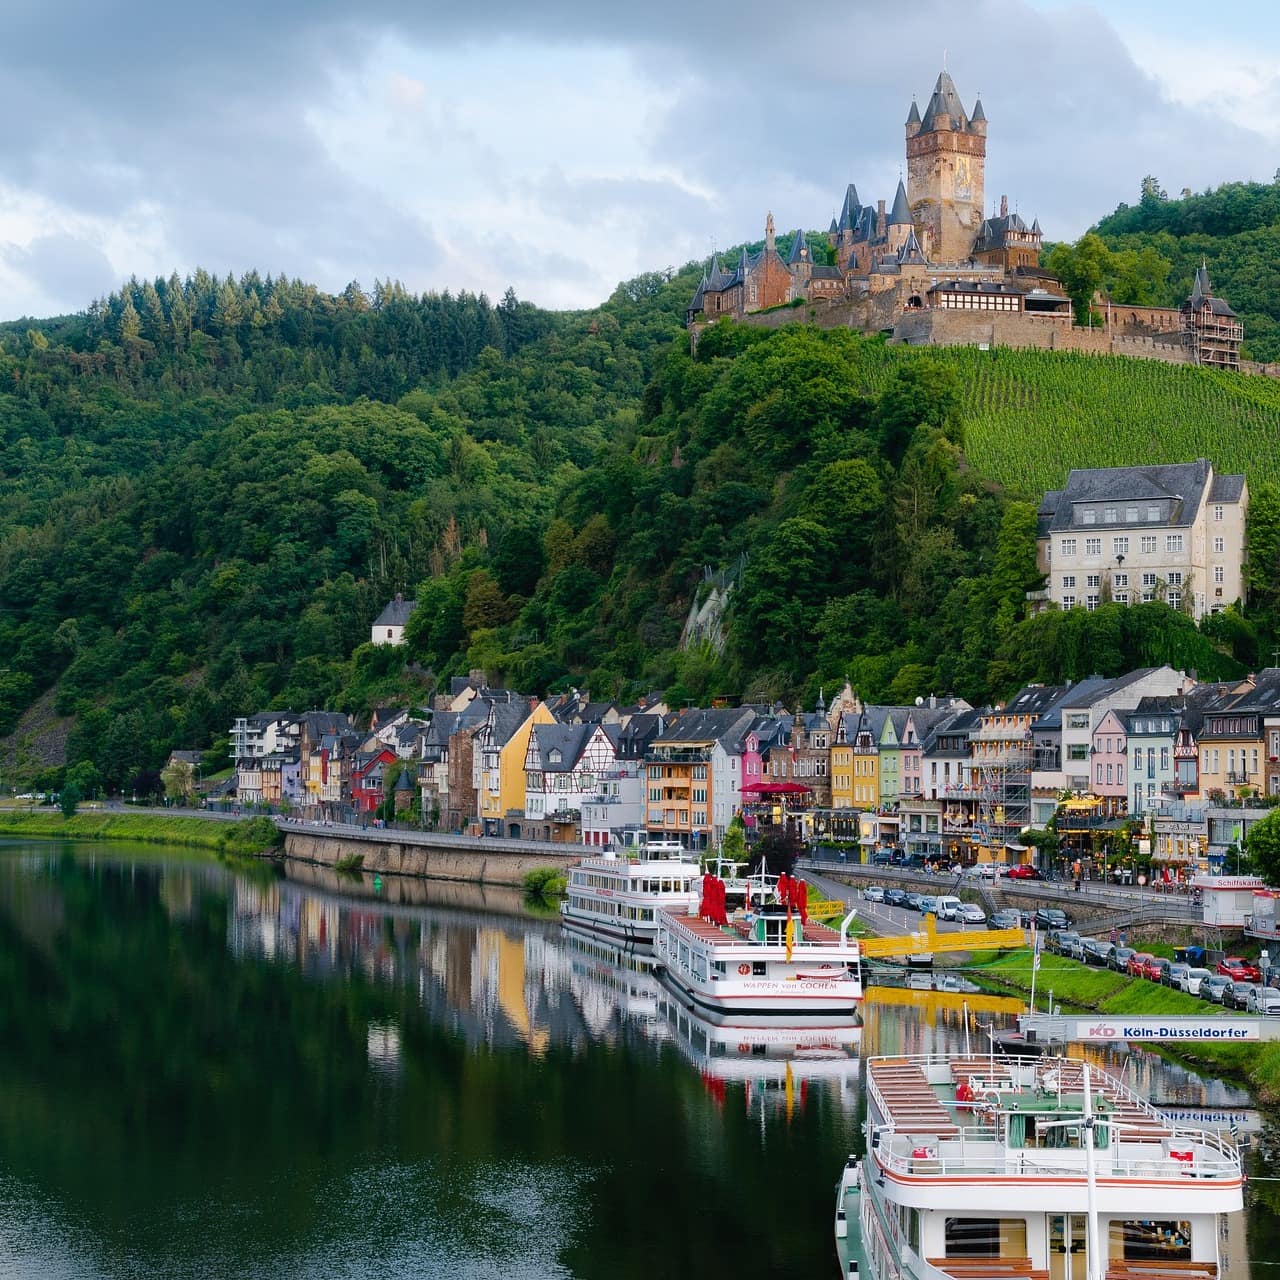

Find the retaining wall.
[{"left": 281, "top": 829, "right": 580, "bottom": 886}]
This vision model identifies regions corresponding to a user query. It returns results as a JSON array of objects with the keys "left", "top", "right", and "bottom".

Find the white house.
[{"left": 371, "top": 594, "right": 417, "bottom": 645}]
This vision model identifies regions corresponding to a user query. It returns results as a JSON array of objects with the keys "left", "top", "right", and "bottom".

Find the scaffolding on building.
[{"left": 971, "top": 729, "right": 1033, "bottom": 849}]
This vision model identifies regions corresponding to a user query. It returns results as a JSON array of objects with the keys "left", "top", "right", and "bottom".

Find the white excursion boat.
[
  {"left": 654, "top": 871, "right": 862, "bottom": 1020},
  {"left": 836, "top": 1051, "right": 1244, "bottom": 1280},
  {"left": 560, "top": 845, "right": 702, "bottom": 947}
]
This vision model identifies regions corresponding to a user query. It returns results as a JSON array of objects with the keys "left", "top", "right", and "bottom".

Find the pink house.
[{"left": 1091, "top": 709, "right": 1128, "bottom": 815}]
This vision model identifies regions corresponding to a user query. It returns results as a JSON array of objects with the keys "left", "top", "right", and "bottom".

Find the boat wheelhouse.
[
  {"left": 654, "top": 872, "right": 862, "bottom": 1019},
  {"left": 837, "top": 1052, "right": 1244, "bottom": 1280},
  {"left": 561, "top": 848, "right": 701, "bottom": 947}
]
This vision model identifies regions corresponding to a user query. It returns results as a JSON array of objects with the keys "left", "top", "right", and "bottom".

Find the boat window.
[
  {"left": 752, "top": 961, "right": 767, "bottom": 976},
  {"left": 1116, "top": 1222, "right": 1190, "bottom": 1261},
  {"left": 944, "top": 1218, "right": 1026, "bottom": 1257}
]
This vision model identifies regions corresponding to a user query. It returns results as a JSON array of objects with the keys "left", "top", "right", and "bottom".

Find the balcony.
[{"left": 1225, "top": 771, "right": 1252, "bottom": 785}]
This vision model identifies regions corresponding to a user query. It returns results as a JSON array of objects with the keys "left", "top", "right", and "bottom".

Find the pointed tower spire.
[{"left": 889, "top": 178, "right": 912, "bottom": 225}]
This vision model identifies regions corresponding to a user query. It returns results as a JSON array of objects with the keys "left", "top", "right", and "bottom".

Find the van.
[{"left": 935, "top": 896, "right": 962, "bottom": 921}]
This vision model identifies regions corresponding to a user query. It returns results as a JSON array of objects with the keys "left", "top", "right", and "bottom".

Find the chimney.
[
  {"left": 876, "top": 200, "right": 886, "bottom": 238},
  {"left": 1000, "top": 195, "right": 1008, "bottom": 218}
]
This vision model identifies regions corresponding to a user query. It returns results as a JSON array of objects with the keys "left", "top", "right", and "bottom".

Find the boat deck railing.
[{"left": 874, "top": 1129, "right": 1241, "bottom": 1182}]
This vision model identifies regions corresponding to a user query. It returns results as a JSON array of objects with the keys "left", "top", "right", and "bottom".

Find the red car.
[
  {"left": 1127, "top": 952, "right": 1155, "bottom": 978},
  {"left": 1004, "top": 865, "right": 1041, "bottom": 880},
  {"left": 1141, "top": 956, "right": 1167, "bottom": 982},
  {"left": 1218, "top": 956, "right": 1263, "bottom": 982}
]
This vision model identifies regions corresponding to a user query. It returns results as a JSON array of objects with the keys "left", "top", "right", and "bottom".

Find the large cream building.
[{"left": 1035, "top": 459, "right": 1247, "bottom": 621}]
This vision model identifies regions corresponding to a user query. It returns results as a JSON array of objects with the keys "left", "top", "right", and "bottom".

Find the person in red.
[{"left": 956, "top": 1077, "right": 975, "bottom": 1109}]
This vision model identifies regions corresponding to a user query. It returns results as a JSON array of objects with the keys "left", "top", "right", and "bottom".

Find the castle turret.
[
  {"left": 887, "top": 178, "right": 913, "bottom": 252},
  {"left": 906, "top": 97, "right": 921, "bottom": 140},
  {"left": 907, "top": 69, "right": 986, "bottom": 262}
]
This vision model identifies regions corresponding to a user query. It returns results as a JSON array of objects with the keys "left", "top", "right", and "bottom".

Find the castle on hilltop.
[{"left": 688, "top": 71, "right": 1245, "bottom": 372}]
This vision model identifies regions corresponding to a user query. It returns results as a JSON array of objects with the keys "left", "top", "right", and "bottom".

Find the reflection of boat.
[
  {"left": 658, "top": 990, "right": 860, "bottom": 1084},
  {"left": 837, "top": 1052, "right": 1244, "bottom": 1280},
  {"left": 561, "top": 922, "right": 664, "bottom": 1028},
  {"left": 561, "top": 849, "right": 701, "bottom": 946},
  {"left": 654, "top": 873, "right": 862, "bottom": 1019}
]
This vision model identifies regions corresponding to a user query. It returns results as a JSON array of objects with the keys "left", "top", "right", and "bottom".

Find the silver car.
[
  {"left": 1180, "top": 967, "right": 1213, "bottom": 996},
  {"left": 863, "top": 885, "right": 886, "bottom": 903},
  {"left": 957, "top": 903, "right": 987, "bottom": 925},
  {"left": 1246, "top": 985, "right": 1280, "bottom": 1014}
]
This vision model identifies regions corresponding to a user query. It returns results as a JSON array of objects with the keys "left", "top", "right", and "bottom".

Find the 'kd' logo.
[{"left": 1087, "top": 1024, "right": 1118, "bottom": 1038}]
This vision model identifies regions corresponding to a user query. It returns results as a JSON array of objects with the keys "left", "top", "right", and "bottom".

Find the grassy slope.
[
  {"left": 838, "top": 343, "right": 1280, "bottom": 498},
  {"left": 0, "top": 810, "right": 280, "bottom": 856}
]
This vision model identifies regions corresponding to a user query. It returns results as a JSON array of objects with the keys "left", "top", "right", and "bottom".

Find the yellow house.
[
  {"left": 830, "top": 740, "right": 854, "bottom": 808},
  {"left": 1197, "top": 694, "right": 1265, "bottom": 799},
  {"left": 480, "top": 700, "right": 554, "bottom": 832}
]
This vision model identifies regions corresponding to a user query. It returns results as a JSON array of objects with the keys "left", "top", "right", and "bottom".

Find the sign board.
[
  {"left": 1191, "top": 876, "right": 1264, "bottom": 891},
  {"left": 1072, "top": 1016, "right": 1261, "bottom": 1042}
]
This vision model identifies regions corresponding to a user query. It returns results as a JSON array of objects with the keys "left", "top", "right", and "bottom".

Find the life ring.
[{"left": 738, "top": 963, "right": 751, "bottom": 976}]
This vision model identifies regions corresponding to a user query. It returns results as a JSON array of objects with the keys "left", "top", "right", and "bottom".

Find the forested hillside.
[
  {"left": 1090, "top": 177, "right": 1280, "bottom": 360},
  {"left": 2, "top": 250, "right": 1279, "bottom": 793}
]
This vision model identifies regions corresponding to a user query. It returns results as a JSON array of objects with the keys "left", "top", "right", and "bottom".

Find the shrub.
[
  {"left": 334, "top": 852, "right": 365, "bottom": 873},
  {"left": 522, "top": 866, "right": 567, "bottom": 896}
]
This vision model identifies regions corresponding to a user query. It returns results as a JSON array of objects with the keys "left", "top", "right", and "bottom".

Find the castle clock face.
[{"left": 955, "top": 156, "right": 971, "bottom": 201}]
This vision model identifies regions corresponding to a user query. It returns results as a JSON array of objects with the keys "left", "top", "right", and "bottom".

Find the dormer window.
[{"left": 549, "top": 749, "right": 562, "bottom": 764}]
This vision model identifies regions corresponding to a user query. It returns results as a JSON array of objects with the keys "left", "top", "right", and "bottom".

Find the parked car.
[
  {"left": 1199, "top": 974, "right": 1233, "bottom": 1003},
  {"left": 916, "top": 895, "right": 940, "bottom": 916},
  {"left": 988, "top": 909, "right": 1020, "bottom": 930},
  {"left": 1165, "top": 962, "right": 1191, "bottom": 989},
  {"left": 1082, "top": 938, "right": 1114, "bottom": 967},
  {"left": 1225, "top": 981, "right": 1258, "bottom": 1010},
  {"left": 957, "top": 903, "right": 987, "bottom": 925},
  {"left": 1180, "top": 967, "right": 1213, "bottom": 996},
  {"left": 903, "top": 892, "right": 924, "bottom": 911},
  {"left": 1148, "top": 957, "right": 1172, "bottom": 983},
  {"left": 934, "top": 896, "right": 962, "bottom": 920},
  {"left": 967, "top": 864, "right": 997, "bottom": 879},
  {"left": 1033, "top": 908, "right": 1069, "bottom": 930},
  {"left": 1053, "top": 932, "right": 1086, "bottom": 960},
  {"left": 1218, "top": 956, "right": 1263, "bottom": 983},
  {"left": 1127, "top": 952, "right": 1155, "bottom": 978},
  {"left": 1247, "top": 985, "right": 1280, "bottom": 1014},
  {"left": 1109, "top": 946, "right": 1137, "bottom": 973},
  {"left": 884, "top": 888, "right": 907, "bottom": 907},
  {"left": 863, "top": 885, "right": 886, "bottom": 903},
  {"left": 870, "top": 849, "right": 895, "bottom": 866},
  {"left": 1004, "top": 865, "right": 1041, "bottom": 880}
]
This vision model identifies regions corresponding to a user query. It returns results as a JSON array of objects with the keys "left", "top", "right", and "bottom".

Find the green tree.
[
  {"left": 1245, "top": 810, "right": 1280, "bottom": 883},
  {"left": 1044, "top": 233, "right": 1112, "bottom": 325},
  {"left": 60, "top": 781, "right": 81, "bottom": 818},
  {"left": 720, "top": 813, "right": 747, "bottom": 864}
]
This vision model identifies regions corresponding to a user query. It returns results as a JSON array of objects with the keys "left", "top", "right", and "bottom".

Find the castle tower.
[
  {"left": 887, "top": 178, "right": 913, "bottom": 253},
  {"left": 906, "top": 71, "right": 986, "bottom": 262}
]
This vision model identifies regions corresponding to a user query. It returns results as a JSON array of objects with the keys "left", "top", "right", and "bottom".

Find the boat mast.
[{"left": 1083, "top": 1064, "right": 1103, "bottom": 1280}]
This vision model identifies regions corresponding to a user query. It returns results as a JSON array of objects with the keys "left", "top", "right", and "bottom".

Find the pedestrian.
[{"left": 1074, "top": 877, "right": 1081, "bottom": 892}]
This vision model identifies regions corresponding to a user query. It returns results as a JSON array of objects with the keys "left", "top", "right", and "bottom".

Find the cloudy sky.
[{"left": 1, "top": 0, "right": 1277, "bottom": 320}]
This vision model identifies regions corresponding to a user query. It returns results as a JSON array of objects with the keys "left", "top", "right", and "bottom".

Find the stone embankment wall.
[{"left": 282, "top": 828, "right": 580, "bottom": 886}]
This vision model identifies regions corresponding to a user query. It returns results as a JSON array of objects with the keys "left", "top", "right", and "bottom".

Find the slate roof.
[
  {"left": 919, "top": 70, "right": 969, "bottom": 133},
  {"left": 889, "top": 179, "right": 912, "bottom": 225},
  {"left": 906, "top": 98, "right": 921, "bottom": 125},
  {"left": 1038, "top": 459, "right": 1236, "bottom": 532},
  {"left": 788, "top": 230, "right": 809, "bottom": 265},
  {"left": 811, "top": 264, "right": 842, "bottom": 280},
  {"left": 973, "top": 211, "right": 1039, "bottom": 253},
  {"left": 530, "top": 723, "right": 595, "bottom": 772},
  {"left": 1209, "top": 473, "right": 1246, "bottom": 503},
  {"left": 970, "top": 97, "right": 986, "bottom": 123},
  {"left": 653, "top": 707, "right": 755, "bottom": 746},
  {"left": 897, "top": 228, "right": 928, "bottom": 265},
  {"left": 373, "top": 596, "right": 416, "bottom": 628},
  {"left": 1001, "top": 684, "right": 1069, "bottom": 717},
  {"left": 1187, "top": 266, "right": 1238, "bottom": 317},
  {"left": 837, "top": 183, "right": 862, "bottom": 232}
]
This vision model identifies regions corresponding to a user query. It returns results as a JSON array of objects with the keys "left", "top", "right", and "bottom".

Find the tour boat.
[
  {"left": 836, "top": 1051, "right": 1244, "bottom": 1280},
  {"left": 653, "top": 871, "right": 862, "bottom": 1019},
  {"left": 560, "top": 846, "right": 702, "bottom": 947}
]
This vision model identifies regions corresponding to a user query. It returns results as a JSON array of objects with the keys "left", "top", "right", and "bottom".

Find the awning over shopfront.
[
  {"left": 740, "top": 782, "right": 812, "bottom": 795},
  {"left": 1061, "top": 796, "right": 1103, "bottom": 812}
]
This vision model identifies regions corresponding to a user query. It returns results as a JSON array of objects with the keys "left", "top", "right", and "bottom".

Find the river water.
[{"left": 0, "top": 841, "right": 1271, "bottom": 1280}]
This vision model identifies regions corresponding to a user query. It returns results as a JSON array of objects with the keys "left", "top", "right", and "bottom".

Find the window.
[
  {"left": 1114, "top": 573, "right": 1128, "bottom": 587},
  {"left": 1166, "top": 534, "right": 1184, "bottom": 553},
  {"left": 1112, "top": 537, "right": 1129, "bottom": 556},
  {"left": 1161, "top": 748, "right": 1170, "bottom": 770},
  {"left": 1214, "top": 504, "right": 1224, "bottom": 521},
  {"left": 1214, "top": 565, "right": 1225, "bottom": 584},
  {"left": 1147, "top": 506, "right": 1160, "bottom": 521},
  {"left": 1167, "top": 571, "right": 1183, "bottom": 586},
  {"left": 1067, "top": 714, "right": 1089, "bottom": 730},
  {"left": 1061, "top": 575, "right": 1076, "bottom": 589},
  {"left": 1168, "top": 590, "right": 1181, "bottom": 610},
  {"left": 1115, "top": 591, "right": 1129, "bottom": 603},
  {"left": 1062, "top": 595, "right": 1076, "bottom": 609},
  {"left": 1214, "top": 536, "right": 1225, "bottom": 554},
  {"left": 1061, "top": 538, "right": 1077, "bottom": 556},
  {"left": 1086, "top": 594, "right": 1099, "bottom": 611},
  {"left": 1086, "top": 574, "right": 1101, "bottom": 588},
  {"left": 1082, "top": 510, "right": 1096, "bottom": 524},
  {"left": 1068, "top": 744, "right": 1089, "bottom": 761},
  {"left": 1106, "top": 763, "right": 1113, "bottom": 784},
  {"left": 1141, "top": 572, "right": 1157, "bottom": 587},
  {"left": 1126, "top": 507, "right": 1139, "bottom": 523},
  {"left": 1104, "top": 508, "right": 1117, "bottom": 522},
  {"left": 1140, "top": 536, "right": 1157, "bottom": 554},
  {"left": 1085, "top": 538, "right": 1102, "bottom": 556}
]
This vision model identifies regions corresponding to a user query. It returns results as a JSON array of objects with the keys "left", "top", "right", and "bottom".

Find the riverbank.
[
  {"left": 0, "top": 810, "right": 278, "bottom": 856},
  {"left": 972, "top": 949, "right": 1280, "bottom": 1100}
]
